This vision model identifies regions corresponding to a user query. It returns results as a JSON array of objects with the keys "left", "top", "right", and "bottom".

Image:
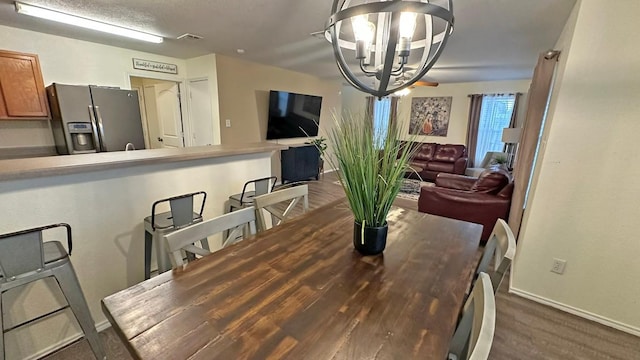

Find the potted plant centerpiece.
[{"left": 326, "top": 112, "right": 417, "bottom": 255}]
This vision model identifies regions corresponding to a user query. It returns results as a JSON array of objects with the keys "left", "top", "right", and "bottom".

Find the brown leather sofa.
[
  {"left": 418, "top": 168, "right": 514, "bottom": 243},
  {"left": 404, "top": 143, "right": 468, "bottom": 181}
]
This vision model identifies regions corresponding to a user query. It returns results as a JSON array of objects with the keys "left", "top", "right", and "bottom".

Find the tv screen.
[{"left": 267, "top": 90, "right": 322, "bottom": 139}]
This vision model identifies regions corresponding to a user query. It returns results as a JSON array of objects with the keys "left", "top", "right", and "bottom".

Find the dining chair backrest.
[
  {"left": 163, "top": 207, "right": 256, "bottom": 268},
  {"left": 448, "top": 272, "right": 496, "bottom": 360},
  {"left": 151, "top": 191, "right": 207, "bottom": 230},
  {"left": 253, "top": 184, "right": 309, "bottom": 232},
  {"left": 476, "top": 218, "right": 516, "bottom": 293},
  {"left": 0, "top": 224, "right": 72, "bottom": 281}
]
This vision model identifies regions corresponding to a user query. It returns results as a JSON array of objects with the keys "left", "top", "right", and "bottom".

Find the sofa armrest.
[
  {"left": 418, "top": 186, "right": 511, "bottom": 242},
  {"left": 435, "top": 173, "right": 477, "bottom": 190},
  {"left": 453, "top": 157, "right": 468, "bottom": 174}
]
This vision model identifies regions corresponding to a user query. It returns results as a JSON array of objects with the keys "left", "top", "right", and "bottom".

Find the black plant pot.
[{"left": 353, "top": 221, "right": 388, "bottom": 255}]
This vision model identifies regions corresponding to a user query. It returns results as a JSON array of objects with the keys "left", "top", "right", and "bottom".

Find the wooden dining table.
[{"left": 102, "top": 199, "right": 483, "bottom": 360}]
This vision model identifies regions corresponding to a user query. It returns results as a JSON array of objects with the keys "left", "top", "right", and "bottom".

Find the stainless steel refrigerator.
[{"left": 48, "top": 83, "right": 145, "bottom": 154}]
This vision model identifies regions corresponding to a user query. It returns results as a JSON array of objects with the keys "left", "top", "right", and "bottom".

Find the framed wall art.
[{"left": 409, "top": 96, "right": 453, "bottom": 136}]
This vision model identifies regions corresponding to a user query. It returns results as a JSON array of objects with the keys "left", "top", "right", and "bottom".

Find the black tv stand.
[{"left": 281, "top": 144, "right": 320, "bottom": 184}]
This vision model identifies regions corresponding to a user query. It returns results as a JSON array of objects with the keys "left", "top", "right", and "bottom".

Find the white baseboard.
[
  {"left": 509, "top": 287, "right": 640, "bottom": 337},
  {"left": 24, "top": 319, "right": 111, "bottom": 360}
]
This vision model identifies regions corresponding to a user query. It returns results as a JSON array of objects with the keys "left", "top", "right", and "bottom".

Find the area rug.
[{"left": 332, "top": 179, "right": 433, "bottom": 201}]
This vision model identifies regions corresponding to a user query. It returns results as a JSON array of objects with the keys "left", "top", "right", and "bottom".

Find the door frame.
[{"left": 126, "top": 73, "right": 193, "bottom": 147}]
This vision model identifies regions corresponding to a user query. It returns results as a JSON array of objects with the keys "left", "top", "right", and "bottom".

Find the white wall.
[
  {"left": 185, "top": 54, "right": 222, "bottom": 145},
  {"left": 0, "top": 154, "right": 273, "bottom": 359},
  {"left": 0, "top": 25, "right": 186, "bottom": 150},
  {"left": 341, "top": 80, "right": 530, "bottom": 145},
  {"left": 511, "top": 0, "right": 640, "bottom": 336}
]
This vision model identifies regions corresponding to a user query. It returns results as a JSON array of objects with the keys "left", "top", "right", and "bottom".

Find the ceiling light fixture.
[
  {"left": 325, "top": 0, "right": 453, "bottom": 98},
  {"left": 393, "top": 88, "right": 411, "bottom": 96},
  {"left": 15, "top": 2, "right": 163, "bottom": 43}
]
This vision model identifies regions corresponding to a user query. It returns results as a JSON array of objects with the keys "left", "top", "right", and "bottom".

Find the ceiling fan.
[
  {"left": 394, "top": 70, "right": 439, "bottom": 88},
  {"left": 391, "top": 72, "right": 439, "bottom": 95}
]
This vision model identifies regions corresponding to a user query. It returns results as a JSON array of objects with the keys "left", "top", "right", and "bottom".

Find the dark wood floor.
[{"left": 43, "top": 172, "right": 640, "bottom": 360}]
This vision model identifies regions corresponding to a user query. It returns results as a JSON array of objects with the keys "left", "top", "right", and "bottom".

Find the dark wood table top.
[{"left": 102, "top": 199, "right": 482, "bottom": 360}]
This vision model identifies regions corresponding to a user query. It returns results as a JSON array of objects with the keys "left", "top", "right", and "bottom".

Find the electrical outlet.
[
  {"left": 225, "top": 119, "right": 231, "bottom": 127},
  {"left": 551, "top": 258, "right": 567, "bottom": 274}
]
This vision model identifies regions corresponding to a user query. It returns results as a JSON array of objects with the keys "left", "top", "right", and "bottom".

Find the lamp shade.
[{"left": 501, "top": 127, "right": 522, "bottom": 143}]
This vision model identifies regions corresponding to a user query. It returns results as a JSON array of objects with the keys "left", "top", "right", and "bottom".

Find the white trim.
[
  {"left": 23, "top": 319, "right": 111, "bottom": 360},
  {"left": 509, "top": 286, "right": 640, "bottom": 337},
  {"left": 127, "top": 74, "right": 190, "bottom": 148}
]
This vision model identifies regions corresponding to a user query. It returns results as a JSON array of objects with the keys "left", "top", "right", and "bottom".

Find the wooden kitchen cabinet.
[{"left": 0, "top": 50, "right": 49, "bottom": 119}]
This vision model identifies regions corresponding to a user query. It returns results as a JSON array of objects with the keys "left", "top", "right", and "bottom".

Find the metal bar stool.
[
  {"left": 143, "top": 191, "right": 208, "bottom": 279},
  {"left": 0, "top": 224, "right": 105, "bottom": 360},
  {"left": 228, "top": 176, "right": 277, "bottom": 212}
]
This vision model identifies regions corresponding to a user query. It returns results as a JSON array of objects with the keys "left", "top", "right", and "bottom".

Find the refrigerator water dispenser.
[{"left": 68, "top": 122, "right": 97, "bottom": 153}]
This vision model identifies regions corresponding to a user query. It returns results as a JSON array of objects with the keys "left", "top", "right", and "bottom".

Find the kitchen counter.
[{"left": 0, "top": 142, "right": 287, "bottom": 181}]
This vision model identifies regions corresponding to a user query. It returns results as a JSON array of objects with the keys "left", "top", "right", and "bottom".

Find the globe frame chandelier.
[{"left": 325, "top": 0, "right": 454, "bottom": 98}]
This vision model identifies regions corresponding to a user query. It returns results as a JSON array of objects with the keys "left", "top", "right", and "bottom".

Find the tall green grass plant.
[{"left": 326, "top": 111, "right": 418, "bottom": 228}]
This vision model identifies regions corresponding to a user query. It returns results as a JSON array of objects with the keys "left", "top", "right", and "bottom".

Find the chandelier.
[{"left": 325, "top": 0, "right": 454, "bottom": 98}]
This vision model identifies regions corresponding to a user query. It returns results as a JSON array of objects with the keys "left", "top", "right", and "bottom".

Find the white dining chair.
[
  {"left": 163, "top": 206, "right": 256, "bottom": 268},
  {"left": 448, "top": 272, "right": 496, "bottom": 360},
  {"left": 476, "top": 218, "right": 516, "bottom": 293},
  {"left": 253, "top": 184, "right": 309, "bottom": 232}
]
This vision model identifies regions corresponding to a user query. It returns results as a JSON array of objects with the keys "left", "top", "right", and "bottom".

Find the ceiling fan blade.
[{"left": 413, "top": 80, "right": 439, "bottom": 87}]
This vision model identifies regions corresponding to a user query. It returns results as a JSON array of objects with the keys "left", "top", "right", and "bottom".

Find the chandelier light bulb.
[
  {"left": 352, "top": 15, "right": 375, "bottom": 60},
  {"left": 398, "top": 12, "right": 417, "bottom": 57},
  {"left": 399, "top": 12, "right": 417, "bottom": 39}
]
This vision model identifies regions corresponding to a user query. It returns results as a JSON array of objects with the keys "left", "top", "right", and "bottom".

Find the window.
[
  {"left": 373, "top": 97, "right": 391, "bottom": 148},
  {"left": 474, "top": 94, "right": 516, "bottom": 165}
]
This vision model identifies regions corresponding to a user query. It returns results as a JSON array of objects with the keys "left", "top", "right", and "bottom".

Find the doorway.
[{"left": 130, "top": 76, "right": 185, "bottom": 149}]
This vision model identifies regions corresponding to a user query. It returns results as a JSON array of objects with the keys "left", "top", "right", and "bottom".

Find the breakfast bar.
[{"left": 0, "top": 143, "right": 285, "bottom": 358}]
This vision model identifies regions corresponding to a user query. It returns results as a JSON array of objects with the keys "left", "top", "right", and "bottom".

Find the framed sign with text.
[{"left": 132, "top": 58, "right": 178, "bottom": 74}]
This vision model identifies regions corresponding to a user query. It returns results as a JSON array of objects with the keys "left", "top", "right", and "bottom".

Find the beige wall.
[
  {"left": 396, "top": 80, "right": 530, "bottom": 144},
  {"left": 511, "top": 0, "right": 640, "bottom": 336},
  {"left": 341, "top": 80, "right": 530, "bottom": 146},
  {"left": 215, "top": 54, "right": 342, "bottom": 176},
  {"left": 0, "top": 25, "right": 186, "bottom": 152}
]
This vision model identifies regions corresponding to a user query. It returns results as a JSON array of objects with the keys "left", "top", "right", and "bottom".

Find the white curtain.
[{"left": 474, "top": 95, "right": 515, "bottom": 165}]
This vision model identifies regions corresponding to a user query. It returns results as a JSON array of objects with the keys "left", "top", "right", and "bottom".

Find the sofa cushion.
[
  {"left": 426, "top": 161, "right": 455, "bottom": 172},
  {"left": 471, "top": 168, "right": 511, "bottom": 194},
  {"left": 433, "top": 144, "right": 466, "bottom": 162},
  {"left": 413, "top": 143, "right": 437, "bottom": 161}
]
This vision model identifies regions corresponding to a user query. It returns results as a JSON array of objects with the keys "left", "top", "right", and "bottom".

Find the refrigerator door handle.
[
  {"left": 88, "top": 105, "right": 102, "bottom": 152},
  {"left": 94, "top": 105, "right": 107, "bottom": 152}
]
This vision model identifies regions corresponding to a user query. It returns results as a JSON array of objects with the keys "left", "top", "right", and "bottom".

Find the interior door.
[
  {"left": 143, "top": 85, "right": 163, "bottom": 149},
  {"left": 188, "top": 79, "right": 215, "bottom": 146},
  {"left": 155, "top": 83, "right": 184, "bottom": 148}
]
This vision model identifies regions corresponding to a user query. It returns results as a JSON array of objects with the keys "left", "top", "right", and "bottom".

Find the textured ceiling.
[{"left": 0, "top": 0, "right": 577, "bottom": 83}]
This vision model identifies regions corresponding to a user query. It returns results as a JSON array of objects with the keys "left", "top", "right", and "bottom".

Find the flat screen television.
[{"left": 267, "top": 90, "right": 322, "bottom": 139}]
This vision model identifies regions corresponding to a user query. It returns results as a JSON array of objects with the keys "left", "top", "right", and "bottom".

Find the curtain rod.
[{"left": 467, "top": 92, "right": 523, "bottom": 97}]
